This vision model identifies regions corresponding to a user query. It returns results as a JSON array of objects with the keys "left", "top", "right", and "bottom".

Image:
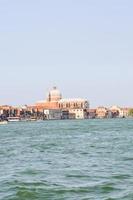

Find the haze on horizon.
[{"left": 0, "top": 0, "right": 133, "bottom": 108}]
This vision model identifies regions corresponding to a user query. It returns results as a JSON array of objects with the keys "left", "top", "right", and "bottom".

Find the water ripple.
[{"left": 0, "top": 119, "right": 133, "bottom": 200}]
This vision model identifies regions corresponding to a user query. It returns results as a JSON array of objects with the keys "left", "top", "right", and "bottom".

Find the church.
[{"left": 34, "top": 87, "right": 89, "bottom": 119}]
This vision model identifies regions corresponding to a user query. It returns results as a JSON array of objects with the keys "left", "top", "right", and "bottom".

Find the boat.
[
  {"left": 29, "top": 118, "right": 37, "bottom": 121},
  {"left": 0, "top": 121, "right": 8, "bottom": 125},
  {"left": 7, "top": 117, "right": 20, "bottom": 122}
]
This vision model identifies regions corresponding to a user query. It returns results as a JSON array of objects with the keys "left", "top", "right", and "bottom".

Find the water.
[{"left": 0, "top": 119, "right": 133, "bottom": 200}]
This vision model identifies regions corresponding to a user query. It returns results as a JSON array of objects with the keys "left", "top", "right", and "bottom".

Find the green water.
[{"left": 0, "top": 119, "right": 133, "bottom": 200}]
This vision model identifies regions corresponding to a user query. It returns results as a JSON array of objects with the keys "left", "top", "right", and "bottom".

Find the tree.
[{"left": 128, "top": 109, "right": 133, "bottom": 117}]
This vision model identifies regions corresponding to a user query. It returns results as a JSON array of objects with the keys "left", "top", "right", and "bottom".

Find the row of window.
[{"left": 59, "top": 103, "right": 84, "bottom": 108}]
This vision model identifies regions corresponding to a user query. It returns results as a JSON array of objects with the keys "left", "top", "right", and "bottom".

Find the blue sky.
[{"left": 0, "top": 0, "right": 133, "bottom": 107}]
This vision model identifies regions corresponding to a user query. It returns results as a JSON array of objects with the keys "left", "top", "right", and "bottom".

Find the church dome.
[{"left": 47, "top": 87, "right": 62, "bottom": 102}]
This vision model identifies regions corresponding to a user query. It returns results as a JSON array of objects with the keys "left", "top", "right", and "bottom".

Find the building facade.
[
  {"left": 35, "top": 87, "right": 89, "bottom": 119},
  {"left": 44, "top": 109, "right": 62, "bottom": 120},
  {"left": 96, "top": 107, "right": 108, "bottom": 118}
]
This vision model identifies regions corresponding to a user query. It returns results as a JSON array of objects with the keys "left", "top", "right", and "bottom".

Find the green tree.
[{"left": 128, "top": 109, "right": 133, "bottom": 117}]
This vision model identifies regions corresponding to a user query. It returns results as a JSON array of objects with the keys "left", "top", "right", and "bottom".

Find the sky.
[{"left": 0, "top": 0, "right": 133, "bottom": 107}]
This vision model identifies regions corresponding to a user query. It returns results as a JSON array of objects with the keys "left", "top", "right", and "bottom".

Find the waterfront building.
[
  {"left": 62, "top": 110, "right": 69, "bottom": 119},
  {"left": 0, "top": 105, "right": 11, "bottom": 120},
  {"left": 122, "top": 108, "right": 130, "bottom": 117},
  {"left": 87, "top": 109, "right": 96, "bottom": 119},
  {"left": 0, "top": 87, "right": 89, "bottom": 121},
  {"left": 0, "top": 103, "right": 132, "bottom": 121},
  {"left": 69, "top": 112, "right": 76, "bottom": 119},
  {"left": 96, "top": 107, "right": 108, "bottom": 118},
  {"left": 44, "top": 109, "right": 62, "bottom": 120},
  {"left": 61, "top": 110, "right": 76, "bottom": 119},
  {"left": 58, "top": 98, "right": 89, "bottom": 110},
  {"left": 35, "top": 87, "right": 89, "bottom": 119},
  {"left": 68, "top": 108, "right": 87, "bottom": 119},
  {"left": 109, "top": 106, "right": 124, "bottom": 118},
  {"left": 59, "top": 98, "right": 88, "bottom": 119},
  {"left": 35, "top": 87, "right": 61, "bottom": 110}
]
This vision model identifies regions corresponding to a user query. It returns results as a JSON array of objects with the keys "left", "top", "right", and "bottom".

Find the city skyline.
[
  {"left": 0, "top": 0, "right": 133, "bottom": 107},
  {"left": 0, "top": 85, "right": 132, "bottom": 109},
  {"left": 0, "top": 86, "right": 132, "bottom": 122}
]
